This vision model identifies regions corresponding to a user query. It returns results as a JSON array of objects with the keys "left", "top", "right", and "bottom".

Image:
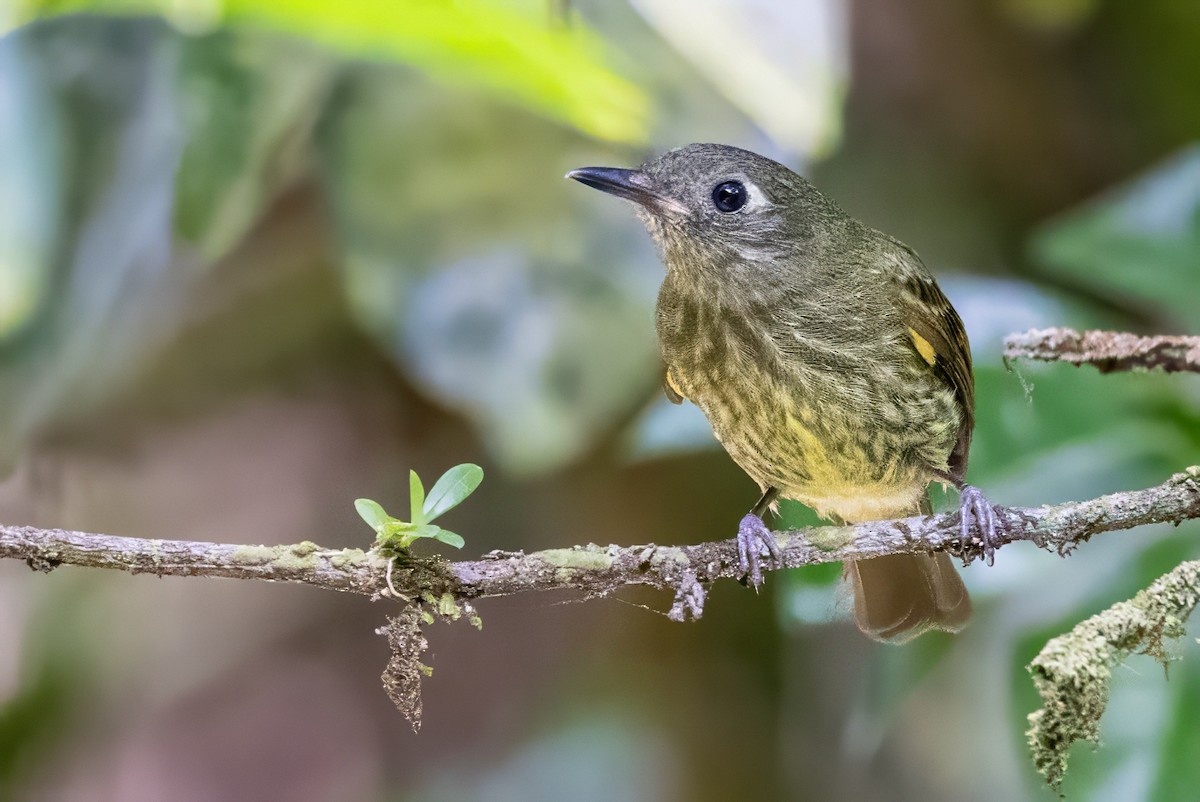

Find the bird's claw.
[
  {"left": 958, "top": 485, "right": 1007, "bottom": 566},
  {"left": 738, "top": 513, "right": 782, "bottom": 588}
]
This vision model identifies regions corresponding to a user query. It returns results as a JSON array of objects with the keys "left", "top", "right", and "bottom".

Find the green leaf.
[
  {"left": 171, "top": 30, "right": 330, "bottom": 260},
  {"left": 407, "top": 524, "right": 443, "bottom": 540},
  {"left": 354, "top": 498, "right": 389, "bottom": 532},
  {"left": 409, "top": 469, "right": 426, "bottom": 526},
  {"left": 433, "top": 529, "right": 465, "bottom": 549},
  {"left": 422, "top": 463, "right": 483, "bottom": 523}
]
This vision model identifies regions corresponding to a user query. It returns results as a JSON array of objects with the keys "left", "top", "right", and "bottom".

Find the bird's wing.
[{"left": 884, "top": 237, "right": 975, "bottom": 482}]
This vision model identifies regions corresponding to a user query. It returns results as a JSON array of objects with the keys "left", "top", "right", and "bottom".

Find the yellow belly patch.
[{"left": 782, "top": 414, "right": 923, "bottom": 523}]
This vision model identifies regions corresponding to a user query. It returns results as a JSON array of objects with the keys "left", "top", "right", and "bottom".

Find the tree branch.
[
  {"left": 4, "top": 467, "right": 1200, "bottom": 616},
  {"left": 1004, "top": 327, "right": 1200, "bottom": 373},
  {"left": 1027, "top": 559, "right": 1200, "bottom": 790},
  {"left": 6, "top": 467, "right": 1200, "bottom": 733}
]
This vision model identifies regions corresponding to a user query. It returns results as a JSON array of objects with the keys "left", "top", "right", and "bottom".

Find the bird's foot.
[
  {"left": 957, "top": 485, "right": 1008, "bottom": 566},
  {"left": 738, "top": 513, "right": 782, "bottom": 588}
]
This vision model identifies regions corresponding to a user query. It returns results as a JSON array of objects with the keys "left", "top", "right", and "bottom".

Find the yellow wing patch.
[
  {"left": 908, "top": 327, "right": 937, "bottom": 366},
  {"left": 665, "top": 369, "right": 686, "bottom": 402}
]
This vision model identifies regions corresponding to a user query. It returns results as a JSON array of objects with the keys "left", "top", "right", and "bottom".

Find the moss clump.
[
  {"left": 230, "top": 542, "right": 326, "bottom": 573},
  {"left": 804, "top": 525, "right": 856, "bottom": 551},
  {"left": 273, "top": 543, "right": 321, "bottom": 572},
  {"left": 329, "top": 548, "right": 366, "bottom": 569},
  {"left": 538, "top": 547, "right": 613, "bottom": 571},
  {"left": 230, "top": 545, "right": 277, "bottom": 564},
  {"left": 1027, "top": 559, "right": 1200, "bottom": 789}
]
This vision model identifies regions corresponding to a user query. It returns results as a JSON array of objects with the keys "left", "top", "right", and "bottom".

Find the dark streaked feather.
[{"left": 886, "top": 237, "right": 975, "bottom": 482}]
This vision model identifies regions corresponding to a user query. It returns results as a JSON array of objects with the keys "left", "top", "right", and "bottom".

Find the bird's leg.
[
  {"left": 948, "top": 481, "right": 1007, "bottom": 567},
  {"left": 738, "top": 487, "right": 783, "bottom": 588}
]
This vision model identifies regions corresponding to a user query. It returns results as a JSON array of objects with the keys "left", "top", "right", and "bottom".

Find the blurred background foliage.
[{"left": 0, "top": 1, "right": 1197, "bottom": 800}]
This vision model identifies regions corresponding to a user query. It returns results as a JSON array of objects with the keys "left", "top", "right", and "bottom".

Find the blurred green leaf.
[
  {"left": 999, "top": 0, "right": 1100, "bottom": 32},
  {"left": 423, "top": 463, "right": 483, "bottom": 523},
  {"left": 319, "top": 68, "right": 661, "bottom": 474},
  {"left": 0, "top": 655, "right": 72, "bottom": 797},
  {"left": 16, "top": 0, "right": 648, "bottom": 143},
  {"left": 172, "top": 29, "right": 330, "bottom": 258},
  {"left": 1031, "top": 144, "right": 1200, "bottom": 328},
  {"left": 0, "top": 40, "right": 61, "bottom": 341},
  {"left": 409, "top": 469, "right": 426, "bottom": 526},
  {"left": 354, "top": 497, "right": 389, "bottom": 532},
  {"left": 0, "top": 19, "right": 197, "bottom": 466},
  {"left": 414, "top": 712, "right": 672, "bottom": 801},
  {"left": 1150, "top": 651, "right": 1200, "bottom": 800}
]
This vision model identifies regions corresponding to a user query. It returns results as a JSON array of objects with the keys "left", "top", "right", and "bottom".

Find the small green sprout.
[{"left": 356, "top": 464, "right": 483, "bottom": 550}]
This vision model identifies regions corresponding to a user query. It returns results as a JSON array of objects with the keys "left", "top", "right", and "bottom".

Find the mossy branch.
[
  {"left": 3, "top": 468, "right": 1199, "bottom": 607},
  {"left": 1004, "top": 328, "right": 1200, "bottom": 373},
  {"left": 4, "top": 468, "right": 1200, "bottom": 738},
  {"left": 1005, "top": 326, "right": 1200, "bottom": 788},
  {"left": 1026, "top": 560, "right": 1200, "bottom": 790}
]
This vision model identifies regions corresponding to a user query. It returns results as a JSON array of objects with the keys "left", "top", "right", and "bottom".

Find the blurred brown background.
[{"left": 1, "top": 1, "right": 1199, "bottom": 799}]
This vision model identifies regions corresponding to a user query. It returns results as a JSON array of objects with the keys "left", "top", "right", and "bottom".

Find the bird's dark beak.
[{"left": 566, "top": 166, "right": 663, "bottom": 209}]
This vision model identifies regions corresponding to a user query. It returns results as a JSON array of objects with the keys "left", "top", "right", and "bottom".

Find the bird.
[{"left": 567, "top": 143, "right": 1003, "bottom": 642}]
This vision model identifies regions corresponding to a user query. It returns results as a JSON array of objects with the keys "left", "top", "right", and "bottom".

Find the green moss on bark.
[{"left": 1027, "top": 559, "right": 1200, "bottom": 789}]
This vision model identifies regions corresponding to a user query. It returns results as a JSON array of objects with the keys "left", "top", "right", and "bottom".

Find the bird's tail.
[{"left": 843, "top": 496, "right": 971, "bottom": 643}]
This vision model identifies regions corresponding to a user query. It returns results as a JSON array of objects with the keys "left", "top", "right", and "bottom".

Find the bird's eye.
[{"left": 711, "top": 181, "right": 747, "bottom": 213}]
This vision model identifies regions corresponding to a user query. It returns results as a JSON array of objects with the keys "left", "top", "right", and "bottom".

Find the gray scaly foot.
[
  {"left": 738, "top": 513, "right": 782, "bottom": 588},
  {"left": 957, "top": 485, "right": 1008, "bottom": 566}
]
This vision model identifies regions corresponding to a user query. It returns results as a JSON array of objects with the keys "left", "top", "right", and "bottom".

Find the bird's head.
[{"left": 568, "top": 143, "right": 845, "bottom": 274}]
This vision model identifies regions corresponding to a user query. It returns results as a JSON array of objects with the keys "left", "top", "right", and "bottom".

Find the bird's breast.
[{"left": 656, "top": 285, "right": 952, "bottom": 519}]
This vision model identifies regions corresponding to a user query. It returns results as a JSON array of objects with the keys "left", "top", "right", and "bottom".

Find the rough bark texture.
[
  {"left": 1004, "top": 328, "right": 1200, "bottom": 373},
  {"left": 4, "top": 468, "right": 1199, "bottom": 612},
  {"left": 4, "top": 462, "right": 1200, "bottom": 751}
]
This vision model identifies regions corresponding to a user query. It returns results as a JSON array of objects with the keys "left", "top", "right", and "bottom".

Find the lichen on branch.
[
  {"left": 4, "top": 465, "right": 1200, "bottom": 770},
  {"left": 1026, "top": 560, "right": 1200, "bottom": 790},
  {"left": 1004, "top": 328, "right": 1200, "bottom": 374},
  {"left": 3, "top": 469, "right": 1200, "bottom": 611}
]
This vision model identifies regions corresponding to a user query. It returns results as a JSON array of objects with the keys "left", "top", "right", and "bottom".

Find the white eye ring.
[{"left": 717, "top": 179, "right": 770, "bottom": 213}]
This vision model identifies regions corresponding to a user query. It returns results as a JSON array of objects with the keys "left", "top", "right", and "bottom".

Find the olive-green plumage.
[{"left": 570, "top": 143, "right": 976, "bottom": 641}]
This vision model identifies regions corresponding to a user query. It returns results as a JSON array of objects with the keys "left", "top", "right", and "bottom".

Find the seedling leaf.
[
  {"left": 433, "top": 529, "right": 465, "bottom": 549},
  {"left": 355, "top": 498, "right": 390, "bottom": 532},
  {"left": 423, "top": 464, "right": 484, "bottom": 523},
  {"left": 409, "top": 470, "right": 426, "bottom": 526}
]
